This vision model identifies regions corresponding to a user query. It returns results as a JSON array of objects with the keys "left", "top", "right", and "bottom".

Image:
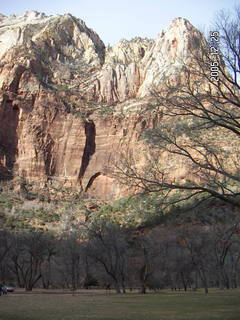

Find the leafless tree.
[
  {"left": 40, "top": 233, "right": 57, "bottom": 289},
  {"left": 9, "top": 232, "right": 50, "bottom": 290},
  {"left": 86, "top": 221, "right": 129, "bottom": 293},
  {"left": 210, "top": 222, "right": 240, "bottom": 289},
  {"left": 0, "top": 231, "right": 12, "bottom": 283},
  {"left": 116, "top": 7, "right": 240, "bottom": 210},
  {"left": 57, "top": 232, "right": 85, "bottom": 291}
]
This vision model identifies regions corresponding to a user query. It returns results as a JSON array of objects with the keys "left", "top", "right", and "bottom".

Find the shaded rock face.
[
  {"left": 0, "top": 11, "right": 202, "bottom": 199},
  {"left": 0, "top": 95, "right": 20, "bottom": 179}
]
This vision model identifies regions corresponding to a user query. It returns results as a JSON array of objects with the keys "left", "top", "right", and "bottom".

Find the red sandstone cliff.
[{"left": 0, "top": 11, "right": 204, "bottom": 199}]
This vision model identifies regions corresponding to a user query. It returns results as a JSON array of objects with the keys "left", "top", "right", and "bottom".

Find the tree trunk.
[
  {"left": 140, "top": 284, "right": 146, "bottom": 294},
  {"left": 198, "top": 268, "right": 208, "bottom": 294},
  {"left": 114, "top": 282, "right": 121, "bottom": 294}
]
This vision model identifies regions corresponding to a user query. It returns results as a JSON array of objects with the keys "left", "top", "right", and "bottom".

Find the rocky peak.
[
  {"left": 0, "top": 11, "right": 105, "bottom": 65},
  {"left": 0, "top": 11, "right": 50, "bottom": 26},
  {"left": 0, "top": 13, "right": 6, "bottom": 22},
  {"left": 92, "top": 17, "right": 203, "bottom": 102},
  {"left": 137, "top": 17, "right": 203, "bottom": 97}
]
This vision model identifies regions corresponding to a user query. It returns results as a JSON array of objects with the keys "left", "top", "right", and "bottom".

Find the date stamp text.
[{"left": 210, "top": 31, "right": 220, "bottom": 81}]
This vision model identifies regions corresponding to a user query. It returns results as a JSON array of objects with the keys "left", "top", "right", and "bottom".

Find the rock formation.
[{"left": 0, "top": 11, "right": 204, "bottom": 199}]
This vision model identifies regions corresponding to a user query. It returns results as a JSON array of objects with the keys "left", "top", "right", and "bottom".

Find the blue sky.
[{"left": 0, "top": 0, "right": 238, "bottom": 44}]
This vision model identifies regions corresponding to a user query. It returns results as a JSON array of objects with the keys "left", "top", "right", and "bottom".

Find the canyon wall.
[{"left": 0, "top": 11, "right": 203, "bottom": 199}]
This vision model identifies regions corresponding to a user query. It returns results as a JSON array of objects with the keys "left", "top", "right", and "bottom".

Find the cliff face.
[{"left": 0, "top": 11, "right": 203, "bottom": 199}]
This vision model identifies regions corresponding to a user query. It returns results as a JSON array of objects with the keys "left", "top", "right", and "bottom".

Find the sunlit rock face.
[
  {"left": 137, "top": 17, "right": 203, "bottom": 97},
  {"left": 0, "top": 11, "right": 203, "bottom": 199},
  {"left": 0, "top": 11, "right": 105, "bottom": 64}
]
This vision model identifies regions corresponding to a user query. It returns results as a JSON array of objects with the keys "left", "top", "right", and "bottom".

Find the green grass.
[{"left": 0, "top": 289, "right": 240, "bottom": 320}]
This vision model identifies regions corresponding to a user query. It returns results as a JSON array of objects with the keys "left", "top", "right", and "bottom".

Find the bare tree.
[
  {"left": 0, "top": 231, "right": 12, "bottom": 283},
  {"left": 177, "top": 226, "right": 212, "bottom": 294},
  {"left": 210, "top": 222, "right": 240, "bottom": 289},
  {"left": 57, "top": 232, "right": 85, "bottom": 291},
  {"left": 40, "top": 233, "right": 57, "bottom": 289},
  {"left": 9, "top": 232, "right": 49, "bottom": 291},
  {"left": 116, "top": 7, "right": 240, "bottom": 210},
  {"left": 86, "top": 221, "right": 129, "bottom": 293}
]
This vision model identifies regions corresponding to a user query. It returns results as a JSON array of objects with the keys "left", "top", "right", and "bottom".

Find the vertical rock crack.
[{"left": 78, "top": 119, "right": 96, "bottom": 187}]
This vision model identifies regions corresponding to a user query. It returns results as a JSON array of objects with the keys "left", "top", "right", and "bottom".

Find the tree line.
[{"left": 0, "top": 217, "right": 240, "bottom": 294}]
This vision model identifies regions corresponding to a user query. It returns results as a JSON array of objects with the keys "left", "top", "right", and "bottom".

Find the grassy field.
[{"left": 0, "top": 289, "right": 240, "bottom": 320}]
